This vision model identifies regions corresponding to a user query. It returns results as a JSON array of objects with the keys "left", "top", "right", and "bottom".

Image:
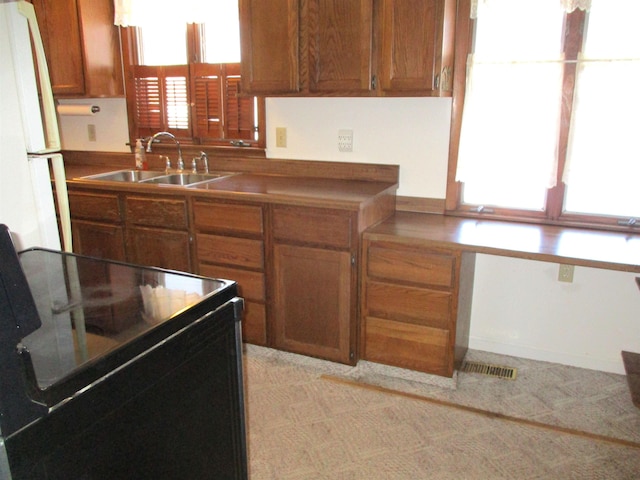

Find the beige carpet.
[{"left": 243, "top": 346, "right": 640, "bottom": 479}]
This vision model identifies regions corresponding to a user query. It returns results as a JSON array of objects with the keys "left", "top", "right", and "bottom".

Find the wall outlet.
[
  {"left": 338, "top": 129, "right": 353, "bottom": 152},
  {"left": 87, "top": 124, "right": 96, "bottom": 142},
  {"left": 276, "top": 127, "right": 287, "bottom": 148},
  {"left": 558, "top": 264, "right": 574, "bottom": 283}
]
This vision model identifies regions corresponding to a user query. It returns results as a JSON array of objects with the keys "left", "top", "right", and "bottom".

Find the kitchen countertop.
[
  {"left": 366, "top": 211, "right": 640, "bottom": 273},
  {"left": 65, "top": 166, "right": 398, "bottom": 209}
]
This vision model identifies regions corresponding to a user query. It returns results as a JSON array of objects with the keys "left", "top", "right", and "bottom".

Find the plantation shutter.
[
  {"left": 192, "top": 63, "right": 223, "bottom": 140},
  {"left": 132, "top": 65, "right": 190, "bottom": 139},
  {"left": 192, "top": 63, "right": 256, "bottom": 143},
  {"left": 225, "top": 64, "right": 255, "bottom": 141}
]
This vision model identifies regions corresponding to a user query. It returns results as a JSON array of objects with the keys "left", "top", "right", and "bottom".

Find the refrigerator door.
[
  {"left": 6, "top": 1, "right": 60, "bottom": 154},
  {"left": 0, "top": 2, "right": 71, "bottom": 252}
]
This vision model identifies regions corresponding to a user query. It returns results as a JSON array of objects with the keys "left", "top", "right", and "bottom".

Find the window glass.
[
  {"left": 452, "top": 0, "right": 640, "bottom": 226},
  {"left": 457, "top": 0, "right": 565, "bottom": 211},
  {"left": 138, "top": 24, "right": 187, "bottom": 66},
  {"left": 201, "top": 2, "right": 241, "bottom": 64},
  {"left": 563, "top": 0, "right": 640, "bottom": 218}
]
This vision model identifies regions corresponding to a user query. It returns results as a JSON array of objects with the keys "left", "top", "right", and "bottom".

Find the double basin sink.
[{"left": 81, "top": 170, "right": 234, "bottom": 187}]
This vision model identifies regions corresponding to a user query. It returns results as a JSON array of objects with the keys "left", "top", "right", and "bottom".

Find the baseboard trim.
[{"left": 468, "top": 338, "right": 626, "bottom": 375}]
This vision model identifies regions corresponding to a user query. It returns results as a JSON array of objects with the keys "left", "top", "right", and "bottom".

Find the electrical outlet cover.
[{"left": 338, "top": 129, "right": 353, "bottom": 152}]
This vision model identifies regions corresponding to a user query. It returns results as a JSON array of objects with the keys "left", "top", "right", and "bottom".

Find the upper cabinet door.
[
  {"left": 239, "top": 0, "right": 301, "bottom": 94},
  {"left": 306, "top": 0, "right": 373, "bottom": 94},
  {"left": 32, "top": 0, "right": 123, "bottom": 98},
  {"left": 32, "top": 0, "right": 86, "bottom": 96},
  {"left": 378, "top": 0, "right": 455, "bottom": 95}
]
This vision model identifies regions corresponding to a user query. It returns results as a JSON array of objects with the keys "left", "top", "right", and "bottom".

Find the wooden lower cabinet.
[
  {"left": 270, "top": 205, "right": 358, "bottom": 364},
  {"left": 68, "top": 190, "right": 125, "bottom": 261},
  {"left": 71, "top": 220, "right": 125, "bottom": 262},
  {"left": 272, "top": 243, "right": 354, "bottom": 364},
  {"left": 193, "top": 198, "right": 267, "bottom": 345},
  {"left": 361, "top": 236, "right": 475, "bottom": 377},
  {"left": 126, "top": 226, "right": 191, "bottom": 271},
  {"left": 124, "top": 195, "right": 191, "bottom": 271}
]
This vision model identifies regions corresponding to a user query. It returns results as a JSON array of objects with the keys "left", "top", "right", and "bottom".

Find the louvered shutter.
[
  {"left": 192, "top": 63, "right": 224, "bottom": 140},
  {"left": 192, "top": 63, "right": 256, "bottom": 143},
  {"left": 132, "top": 65, "right": 190, "bottom": 139},
  {"left": 225, "top": 64, "right": 255, "bottom": 141}
]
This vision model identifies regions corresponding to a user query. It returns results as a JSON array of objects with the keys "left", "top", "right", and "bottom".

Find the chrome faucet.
[
  {"left": 191, "top": 151, "right": 209, "bottom": 174},
  {"left": 198, "top": 151, "right": 209, "bottom": 174},
  {"left": 146, "top": 132, "right": 184, "bottom": 172}
]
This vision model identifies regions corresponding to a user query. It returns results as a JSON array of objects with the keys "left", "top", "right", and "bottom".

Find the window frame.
[
  {"left": 120, "top": 23, "right": 265, "bottom": 150},
  {"left": 446, "top": 0, "right": 636, "bottom": 233}
]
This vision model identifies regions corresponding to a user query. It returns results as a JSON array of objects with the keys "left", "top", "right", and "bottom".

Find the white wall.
[
  {"left": 57, "top": 98, "right": 130, "bottom": 152},
  {"left": 60, "top": 96, "right": 640, "bottom": 374},
  {"left": 265, "top": 97, "right": 451, "bottom": 198}
]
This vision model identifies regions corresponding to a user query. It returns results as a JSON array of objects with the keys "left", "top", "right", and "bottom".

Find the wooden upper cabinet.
[
  {"left": 306, "top": 0, "right": 373, "bottom": 94},
  {"left": 239, "top": 0, "right": 454, "bottom": 97},
  {"left": 239, "top": 0, "right": 300, "bottom": 94},
  {"left": 32, "top": 0, "right": 124, "bottom": 97},
  {"left": 378, "top": 0, "right": 456, "bottom": 95}
]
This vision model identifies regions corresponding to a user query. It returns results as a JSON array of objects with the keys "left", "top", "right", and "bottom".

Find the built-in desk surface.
[{"left": 368, "top": 212, "right": 640, "bottom": 273}]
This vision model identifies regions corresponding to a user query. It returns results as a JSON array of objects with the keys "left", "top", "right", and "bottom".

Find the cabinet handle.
[{"left": 371, "top": 75, "right": 377, "bottom": 90}]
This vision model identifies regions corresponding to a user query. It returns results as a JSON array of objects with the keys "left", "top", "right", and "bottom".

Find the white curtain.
[
  {"left": 563, "top": 0, "right": 640, "bottom": 217},
  {"left": 113, "top": 0, "right": 220, "bottom": 27},
  {"left": 457, "top": 0, "right": 567, "bottom": 208}
]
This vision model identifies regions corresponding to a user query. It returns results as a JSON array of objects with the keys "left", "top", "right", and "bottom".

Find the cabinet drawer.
[
  {"left": 69, "top": 192, "right": 121, "bottom": 222},
  {"left": 367, "top": 243, "right": 455, "bottom": 288},
  {"left": 198, "top": 264, "right": 265, "bottom": 302},
  {"left": 193, "top": 200, "right": 263, "bottom": 236},
  {"left": 125, "top": 196, "right": 187, "bottom": 229},
  {"left": 196, "top": 233, "right": 264, "bottom": 270},
  {"left": 363, "top": 316, "right": 450, "bottom": 375},
  {"left": 272, "top": 206, "right": 352, "bottom": 249},
  {"left": 366, "top": 280, "right": 451, "bottom": 329}
]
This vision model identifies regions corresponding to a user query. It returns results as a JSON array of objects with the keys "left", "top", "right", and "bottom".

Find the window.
[
  {"left": 117, "top": 1, "right": 264, "bottom": 148},
  {"left": 447, "top": 0, "right": 640, "bottom": 231}
]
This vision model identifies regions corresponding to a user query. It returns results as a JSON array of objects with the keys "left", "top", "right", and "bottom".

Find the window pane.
[
  {"left": 165, "top": 77, "right": 189, "bottom": 130},
  {"left": 139, "top": 24, "right": 187, "bottom": 66},
  {"left": 563, "top": 1, "right": 640, "bottom": 218},
  {"left": 201, "top": 1, "right": 241, "bottom": 64},
  {"left": 457, "top": 0, "right": 564, "bottom": 211}
]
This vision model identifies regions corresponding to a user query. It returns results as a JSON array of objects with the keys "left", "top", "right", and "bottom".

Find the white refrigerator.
[{"left": 0, "top": 0, "right": 72, "bottom": 253}]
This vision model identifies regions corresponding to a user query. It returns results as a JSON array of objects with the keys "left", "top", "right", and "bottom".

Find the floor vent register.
[{"left": 460, "top": 361, "right": 517, "bottom": 380}]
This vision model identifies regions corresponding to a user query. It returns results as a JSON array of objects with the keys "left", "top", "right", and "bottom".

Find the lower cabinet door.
[
  {"left": 72, "top": 220, "right": 125, "bottom": 262},
  {"left": 126, "top": 226, "right": 191, "bottom": 271},
  {"left": 272, "top": 243, "right": 354, "bottom": 364}
]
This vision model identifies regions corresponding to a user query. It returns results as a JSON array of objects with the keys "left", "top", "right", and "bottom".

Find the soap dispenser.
[{"left": 134, "top": 138, "right": 148, "bottom": 170}]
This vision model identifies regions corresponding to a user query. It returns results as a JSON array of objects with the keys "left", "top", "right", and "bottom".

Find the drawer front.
[
  {"left": 196, "top": 233, "right": 264, "bottom": 270},
  {"left": 198, "top": 264, "right": 265, "bottom": 301},
  {"left": 193, "top": 200, "right": 263, "bottom": 236},
  {"left": 272, "top": 206, "right": 352, "bottom": 249},
  {"left": 69, "top": 192, "right": 121, "bottom": 222},
  {"left": 367, "top": 243, "right": 455, "bottom": 288},
  {"left": 366, "top": 280, "right": 451, "bottom": 329},
  {"left": 125, "top": 196, "right": 187, "bottom": 229},
  {"left": 363, "top": 316, "right": 450, "bottom": 376}
]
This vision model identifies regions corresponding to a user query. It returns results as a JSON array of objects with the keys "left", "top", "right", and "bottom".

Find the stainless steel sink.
[
  {"left": 81, "top": 170, "right": 234, "bottom": 186},
  {"left": 140, "top": 172, "right": 232, "bottom": 186},
  {"left": 82, "top": 170, "right": 167, "bottom": 182}
]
